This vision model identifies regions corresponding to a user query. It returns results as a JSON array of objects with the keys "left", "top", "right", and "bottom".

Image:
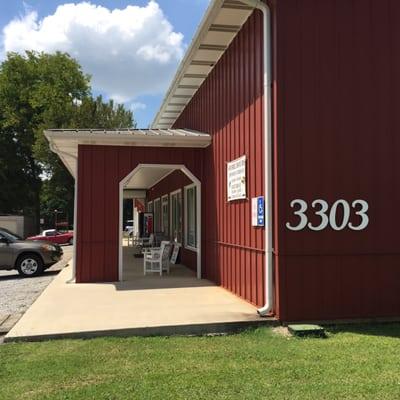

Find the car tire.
[
  {"left": 17, "top": 254, "right": 44, "bottom": 277},
  {"left": 68, "top": 238, "right": 74, "bottom": 245}
]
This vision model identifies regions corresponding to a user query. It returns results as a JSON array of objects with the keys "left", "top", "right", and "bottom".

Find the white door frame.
[{"left": 119, "top": 164, "right": 201, "bottom": 281}]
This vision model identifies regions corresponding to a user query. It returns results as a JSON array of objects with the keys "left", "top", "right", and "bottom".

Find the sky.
[{"left": 0, "top": 0, "right": 210, "bottom": 127}]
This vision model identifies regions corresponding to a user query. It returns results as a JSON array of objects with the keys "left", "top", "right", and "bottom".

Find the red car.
[{"left": 27, "top": 229, "right": 74, "bottom": 245}]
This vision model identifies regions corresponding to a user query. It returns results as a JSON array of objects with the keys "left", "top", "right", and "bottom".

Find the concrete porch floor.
[{"left": 5, "top": 247, "right": 273, "bottom": 341}]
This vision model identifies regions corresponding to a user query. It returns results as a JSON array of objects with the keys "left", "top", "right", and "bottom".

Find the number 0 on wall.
[{"left": 286, "top": 199, "right": 369, "bottom": 232}]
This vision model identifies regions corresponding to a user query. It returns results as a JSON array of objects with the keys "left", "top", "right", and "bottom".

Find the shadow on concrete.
[
  {"left": 115, "top": 263, "right": 214, "bottom": 291},
  {"left": 118, "top": 246, "right": 215, "bottom": 291},
  {"left": 113, "top": 278, "right": 215, "bottom": 291}
]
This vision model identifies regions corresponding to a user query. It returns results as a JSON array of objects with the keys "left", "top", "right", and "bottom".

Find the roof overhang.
[
  {"left": 152, "top": 0, "right": 256, "bottom": 129},
  {"left": 45, "top": 129, "right": 211, "bottom": 178},
  {"left": 124, "top": 166, "right": 176, "bottom": 190}
]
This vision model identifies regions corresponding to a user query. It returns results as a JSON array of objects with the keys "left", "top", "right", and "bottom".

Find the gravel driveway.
[{"left": 0, "top": 246, "right": 73, "bottom": 315}]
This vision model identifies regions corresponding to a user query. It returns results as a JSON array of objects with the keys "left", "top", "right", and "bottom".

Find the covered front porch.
[
  {"left": 44, "top": 128, "right": 209, "bottom": 284},
  {"left": 5, "top": 257, "right": 268, "bottom": 341}
]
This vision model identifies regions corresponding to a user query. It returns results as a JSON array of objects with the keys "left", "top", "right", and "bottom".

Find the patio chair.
[
  {"left": 134, "top": 233, "right": 154, "bottom": 248},
  {"left": 143, "top": 241, "right": 172, "bottom": 276}
]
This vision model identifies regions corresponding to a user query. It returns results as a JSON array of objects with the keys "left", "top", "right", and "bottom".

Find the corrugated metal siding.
[
  {"left": 76, "top": 0, "right": 400, "bottom": 321},
  {"left": 147, "top": 170, "right": 197, "bottom": 271},
  {"left": 174, "top": 12, "right": 266, "bottom": 307},
  {"left": 147, "top": 170, "right": 192, "bottom": 200},
  {"left": 274, "top": 0, "right": 400, "bottom": 320},
  {"left": 76, "top": 145, "right": 203, "bottom": 283}
]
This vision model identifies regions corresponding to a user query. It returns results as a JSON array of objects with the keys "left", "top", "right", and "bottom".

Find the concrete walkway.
[{"left": 5, "top": 255, "right": 272, "bottom": 341}]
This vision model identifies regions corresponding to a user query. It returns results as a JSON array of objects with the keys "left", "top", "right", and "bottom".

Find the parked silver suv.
[{"left": 0, "top": 227, "right": 63, "bottom": 277}]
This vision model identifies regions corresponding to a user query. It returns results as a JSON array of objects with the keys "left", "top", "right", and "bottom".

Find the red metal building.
[{"left": 46, "top": 0, "right": 400, "bottom": 322}]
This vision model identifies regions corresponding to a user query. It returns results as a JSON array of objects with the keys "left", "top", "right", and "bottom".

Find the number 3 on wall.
[{"left": 286, "top": 199, "right": 369, "bottom": 232}]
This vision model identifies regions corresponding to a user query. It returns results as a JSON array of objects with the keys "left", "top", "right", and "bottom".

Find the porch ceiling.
[
  {"left": 124, "top": 166, "right": 175, "bottom": 190},
  {"left": 45, "top": 128, "right": 211, "bottom": 178},
  {"left": 152, "top": 0, "right": 255, "bottom": 129}
]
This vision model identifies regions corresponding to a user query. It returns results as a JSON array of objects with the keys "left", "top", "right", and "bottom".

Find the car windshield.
[{"left": 0, "top": 228, "right": 23, "bottom": 241}]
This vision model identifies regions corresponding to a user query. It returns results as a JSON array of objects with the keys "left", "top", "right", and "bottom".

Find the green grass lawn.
[{"left": 1, "top": 324, "right": 400, "bottom": 400}]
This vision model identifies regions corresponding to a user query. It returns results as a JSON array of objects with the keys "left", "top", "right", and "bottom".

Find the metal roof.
[
  {"left": 152, "top": 0, "right": 255, "bottom": 129},
  {"left": 47, "top": 128, "right": 211, "bottom": 138},
  {"left": 45, "top": 128, "right": 211, "bottom": 177}
]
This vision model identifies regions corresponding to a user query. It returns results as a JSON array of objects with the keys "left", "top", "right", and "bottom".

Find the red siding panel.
[
  {"left": 147, "top": 170, "right": 191, "bottom": 201},
  {"left": 174, "top": 0, "right": 400, "bottom": 320},
  {"left": 174, "top": 12, "right": 266, "bottom": 307},
  {"left": 76, "top": 146, "right": 203, "bottom": 283},
  {"left": 273, "top": 0, "right": 400, "bottom": 320}
]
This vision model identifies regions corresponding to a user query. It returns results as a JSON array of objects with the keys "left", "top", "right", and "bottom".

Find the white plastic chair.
[
  {"left": 134, "top": 233, "right": 154, "bottom": 248},
  {"left": 143, "top": 241, "right": 172, "bottom": 276}
]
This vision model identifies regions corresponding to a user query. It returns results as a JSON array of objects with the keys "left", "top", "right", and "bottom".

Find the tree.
[
  {"left": 0, "top": 51, "right": 90, "bottom": 223},
  {"left": 0, "top": 51, "right": 135, "bottom": 230},
  {"left": 38, "top": 95, "right": 135, "bottom": 227}
]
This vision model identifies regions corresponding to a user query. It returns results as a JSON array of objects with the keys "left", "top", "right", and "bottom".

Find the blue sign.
[{"left": 257, "top": 196, "right": 265, "bottom": 226}]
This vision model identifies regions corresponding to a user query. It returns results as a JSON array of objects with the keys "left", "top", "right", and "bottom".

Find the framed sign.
[
  {"left": 227, "top": 155, "right": 246, "bottom": 201},
  {"left": 170, "top": 243, "right": 181, "bottom": 264}
]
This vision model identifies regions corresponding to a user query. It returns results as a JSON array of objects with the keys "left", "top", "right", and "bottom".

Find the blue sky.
[{"left": 0, "top": 0, "right": 210, "bottom": 127}]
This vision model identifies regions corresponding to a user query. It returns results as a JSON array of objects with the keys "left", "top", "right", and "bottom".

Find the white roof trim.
[
  {"left": 45, "top": 129, "right": 211, "bottom": 178},
  {"left": 152, "top": 0, "right": 255, "bottom": 129}
]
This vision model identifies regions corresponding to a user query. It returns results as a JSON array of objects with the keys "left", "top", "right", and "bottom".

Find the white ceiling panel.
[
  {"left": 214, "top": 8, "right": 252, "bottom": 26},
  {"left": 185, "top": 65, "right": 214, "bottom": 75},
  {"left": 124, "top": 167, "right": 174, "bottom": 189},
  {"left": 204, "top": 30, "right": 237, "bottom": 45},
  {"left": 152, "top": 0, "right": 255, "bottom": 129}
]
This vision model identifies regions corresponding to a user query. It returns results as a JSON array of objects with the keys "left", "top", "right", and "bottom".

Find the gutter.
[{"left": 240, "top": 0, "right": 273, "bottom": 317}]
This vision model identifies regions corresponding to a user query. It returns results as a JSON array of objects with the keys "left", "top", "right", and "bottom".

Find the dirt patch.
[{"left": 272, "top": 326, "right": 292, "bottom": 338}]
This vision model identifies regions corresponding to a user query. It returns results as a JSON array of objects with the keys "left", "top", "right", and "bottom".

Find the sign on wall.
[
  {"left": 227, "top": 155, "right": 246, "bottom": 201},
  {"left": 252, "top": 196, "right": 265, "bottom": 227}
]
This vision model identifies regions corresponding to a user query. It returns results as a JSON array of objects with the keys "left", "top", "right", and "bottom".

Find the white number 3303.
[{"left": 286, "top": 199, "right": 369, "bottom": 231}]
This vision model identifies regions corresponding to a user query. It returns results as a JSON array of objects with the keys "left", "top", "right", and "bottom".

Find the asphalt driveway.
[{"left": 0, "top": 245, "right": 73, "bottom": 337}]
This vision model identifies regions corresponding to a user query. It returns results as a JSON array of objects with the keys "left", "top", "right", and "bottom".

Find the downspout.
[{"left": 240, "top": 0, "right": 273, "bottom": 316}]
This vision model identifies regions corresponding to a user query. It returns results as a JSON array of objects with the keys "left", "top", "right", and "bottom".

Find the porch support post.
[
  {"left": 196, "top": 182, "right": 201, "bottom": 279},
  {"left": 72, "top": 156, "right": 78, "bottom": 282}
]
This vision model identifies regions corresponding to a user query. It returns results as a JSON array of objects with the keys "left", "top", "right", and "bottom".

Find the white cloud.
[
  {"left": 130, "top": 101, "right": 146, "bottom": 111},
  {"left": 1, "top": 1, "right": 184, "bottom": 103}
]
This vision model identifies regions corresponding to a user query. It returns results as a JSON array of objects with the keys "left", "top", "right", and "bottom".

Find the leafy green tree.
[
  {"left": 38, "top": 95, "right": 134, "bottom": 227},
  {"left": 0, "top": 51, "right": 135, "bottom": 230},
  {"left": 0, "top": 51, "right": 89, "bottom": 224}
]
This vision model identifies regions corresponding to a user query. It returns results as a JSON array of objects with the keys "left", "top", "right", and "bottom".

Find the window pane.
[
  {"left": 162, "top": 197, "right": 169, "bottom": 235},
  {"left": 171, "top": 191, "right": 182, "bottom": 243},
  {"left": 186, "top": 187, "right": 197, "bottom": 248},
  {"left": 154, "top": 199, "right": 161, "bottom": 232}
]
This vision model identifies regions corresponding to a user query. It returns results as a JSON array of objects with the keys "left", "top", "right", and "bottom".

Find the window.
[
  {"left": 161, "top": 195, "right": 169, "bottom": 235},
  {"left": 170, "top": 190, "right": 182, "bottom": 243},
  {"left": 147, "top": 201, "right": 153, "bottom": 213},
  {"left": 185, "top": 185, "right": 197, "bottom": 249},
  {"left": 154, "top": 198, "right": 161, "bottom": 232}
]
